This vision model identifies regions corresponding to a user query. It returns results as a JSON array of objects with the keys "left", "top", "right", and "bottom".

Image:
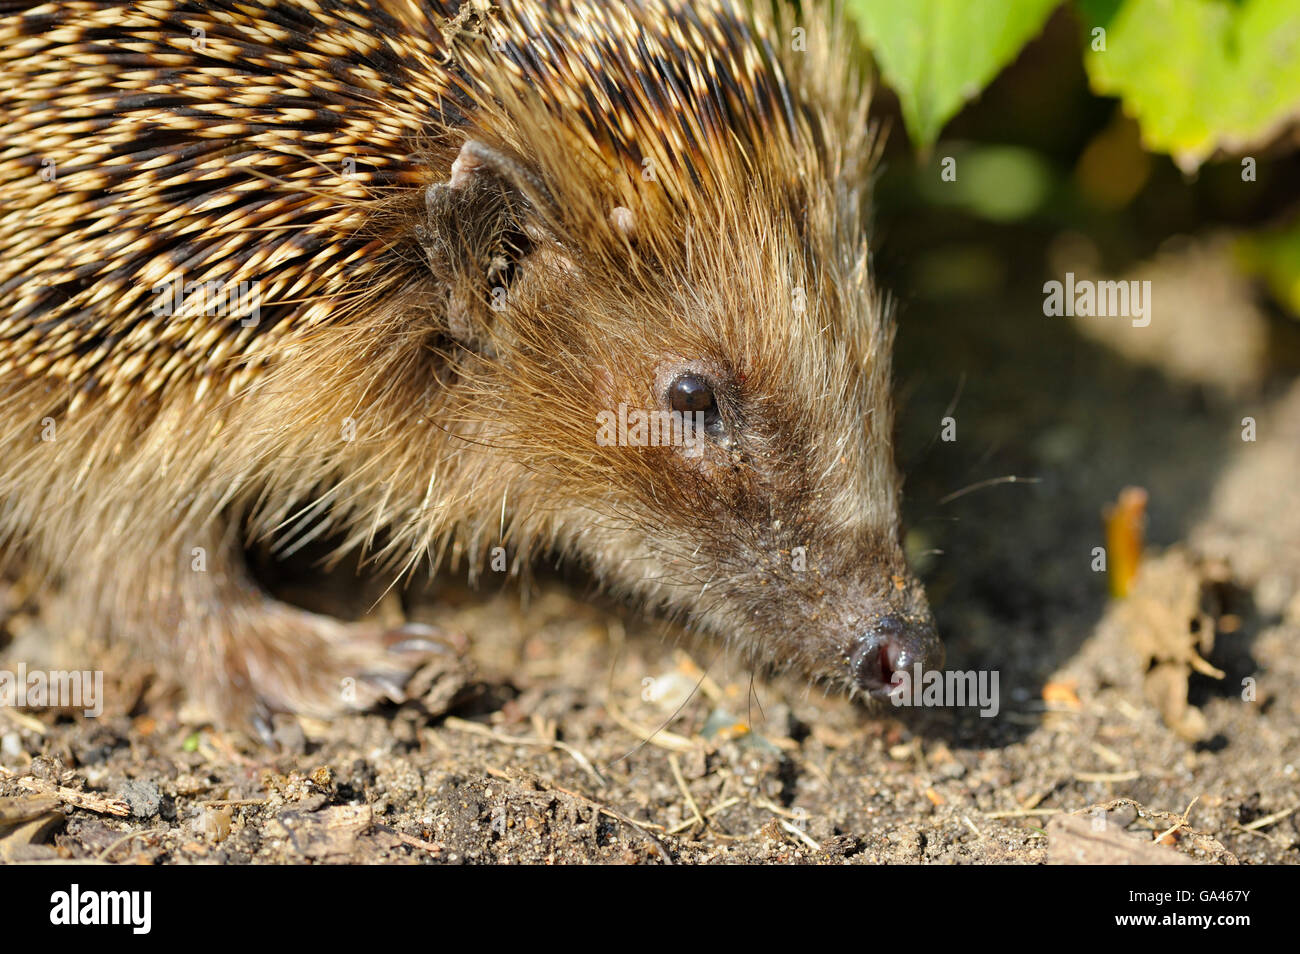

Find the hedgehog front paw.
[
  {"left": 185, "top": 606, "right": 471, "bottom": 731},
  {"left": 331, "top": 620, "right": 471, "bottom": 713}
]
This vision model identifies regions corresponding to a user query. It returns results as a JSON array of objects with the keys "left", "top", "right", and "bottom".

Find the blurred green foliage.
[
  {"left": 849, "top": 0, "right": 1061, "bottom": 149},
  {"left": 848, "top": 0, "right": 1300, "bottom": 165},
  {"left": 1081, "top": 0, "right": 1300, "bottom": 172},
  {"left": 844, "top": 0, "right": 1300, "bottom": 317}
]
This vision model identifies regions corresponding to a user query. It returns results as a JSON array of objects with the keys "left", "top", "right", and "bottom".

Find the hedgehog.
[{"left": 0, "top": 0, "right": 943, "bottom": 728}]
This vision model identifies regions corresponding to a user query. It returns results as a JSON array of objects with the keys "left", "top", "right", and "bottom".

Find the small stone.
[
  {"left": 1108, "top": 802, "right": 1139, "bottom": 829},
  {"left": 937, "top": 760, "right": 967, "bottom": 780},
  {"left": 120, "top": 779, "right": 163, "bottom": 818}
]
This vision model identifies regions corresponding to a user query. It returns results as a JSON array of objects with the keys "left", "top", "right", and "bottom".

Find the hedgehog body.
[{"left": 0, "top": 0, "right": 941, "bottom": 724}]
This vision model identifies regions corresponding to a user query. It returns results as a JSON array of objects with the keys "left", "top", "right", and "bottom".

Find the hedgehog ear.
[
  {"left": 447, "top": 139, "right": 555, "bottom": 214},
  {"left": 418, "top": 139, "right": 555, "bottom": 357}
]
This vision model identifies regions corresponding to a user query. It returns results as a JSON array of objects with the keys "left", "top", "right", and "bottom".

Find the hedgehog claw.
[
  {"left": 357, "top": 672, "right": 409, "bottom": 703},
  {"left": 384, "top": 621, "right": 464, "bottom": 656},
  {"left": 249, "top": 702, "right": 279, "bottom": 750}
]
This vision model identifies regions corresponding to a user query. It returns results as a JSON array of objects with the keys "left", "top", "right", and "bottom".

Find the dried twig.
[
  {"left": 1075, "top": 771, "right": 1141, "bottom": 783},
  {"left": 1153, "top": 795, "right": 1199, "bottom": 844},
  {"left": 0, "top": 766, "right": 129, "bottom": 816},
  {"left": 668, "top": 754, "right": 704, "bottom": 834},
  {"left": 777, "top": 818, "right": 820, "bottom": 851},
  {"left": 1237, "top": 804, "right": 1298, "bottom": 833},
  {"left": 666, "top": 797, "right": 743, "bottom": 835},
  {"left": 0, "top": 707, "right": 46, "bottom": 735}
]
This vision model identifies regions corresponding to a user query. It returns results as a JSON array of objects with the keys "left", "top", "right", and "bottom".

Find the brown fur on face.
[{"left": 0, "top": 0, "right": 939, "bottom": 725}]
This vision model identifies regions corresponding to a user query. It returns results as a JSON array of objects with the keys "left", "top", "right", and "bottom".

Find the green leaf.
[
  {"left": 847, "top": 0, "right": 1063, "bottom": 148},
  {"left": 1083, "top": 0, "right": 1300, "bottom": 171}
]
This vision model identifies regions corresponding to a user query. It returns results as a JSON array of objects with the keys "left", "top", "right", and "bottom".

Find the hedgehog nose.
[{"left": 850, "top": 613, "right": 943, "bottom": 699}]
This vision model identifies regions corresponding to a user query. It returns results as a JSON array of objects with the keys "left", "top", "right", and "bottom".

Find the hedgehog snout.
[{"left": 849, "top": 611, "right": 943, "bottom": 700}]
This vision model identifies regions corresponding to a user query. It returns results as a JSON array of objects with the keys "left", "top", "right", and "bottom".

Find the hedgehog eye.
[
  {"left": 668, "top": 374, "right": 715, "bottom": 414},
  {"left": 668, "top": 374, "right": 726, "bottom": 438}
]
